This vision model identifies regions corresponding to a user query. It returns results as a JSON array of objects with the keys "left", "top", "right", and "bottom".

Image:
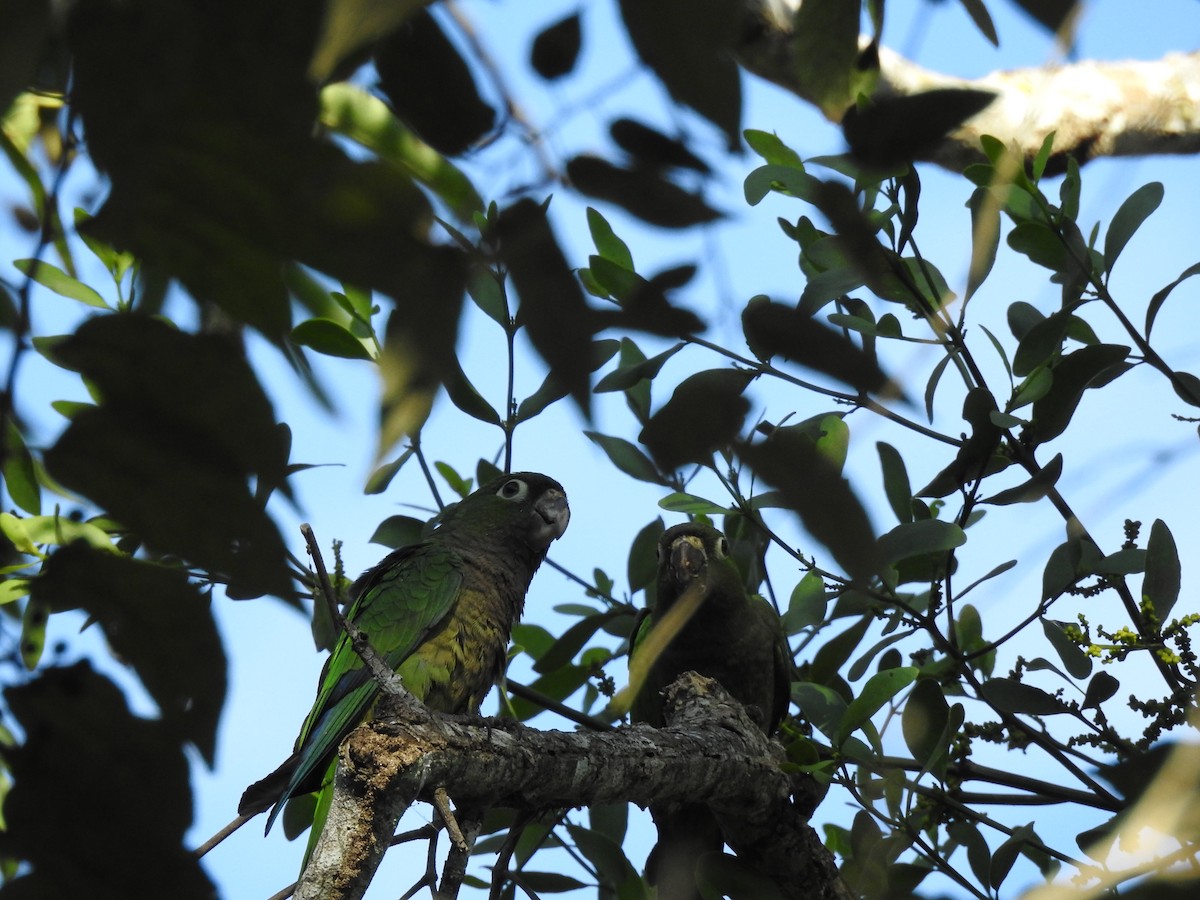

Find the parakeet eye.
[
  {"left": 716, "top": 537, "right": 730, "bottom": 557},
  {"left": 498, "top": 478, "right": 527, "bottom": 500}
]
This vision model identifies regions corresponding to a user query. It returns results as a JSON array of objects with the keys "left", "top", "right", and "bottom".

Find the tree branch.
[
  {"left": 297, "top": 674, "right": 849, "bottom": 900},
  {"left": 737, "top": 0, "right": 1200, "bottom": 170}
]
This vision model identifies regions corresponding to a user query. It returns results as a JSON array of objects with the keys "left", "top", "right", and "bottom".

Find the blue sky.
[{"left": 4, "top": 0, "right": 1200, "bottom": 897}]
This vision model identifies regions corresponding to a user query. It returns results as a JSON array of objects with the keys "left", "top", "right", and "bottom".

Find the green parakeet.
[
  {"left": 238, "top": 472, "right": 569, "bottom": 838},
  {"left": 630, "top": 522, "right": 790, "bottom": 900}
]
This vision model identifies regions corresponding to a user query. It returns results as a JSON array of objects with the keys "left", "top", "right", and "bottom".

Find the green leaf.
[
  {"left": 364, "top": 448, "right": 413, "bottom": 495},
  {"left": 1041, "top": 619, "right": 1092, "bottom": 679},
  {"left": 876, "top": 441, "right": 913, "bottom": 524},
  {"left": 978, "top": 678, "right": 1069, "bottom": 716},
  {"left": 782, "top": 571, "right": 827, "bottom": 633},
  {"left": 657, "top": 492, "right": 728, "bottom": 515},
  {"left": 586, "top": 207, "right": 634, "bottom": 270},
  {"left": 20, "top": 596, "right": 49, "bottom": 669},
  {"left": 594, "top": 342, "right": 683, "bottom": 393},
  {"left": 516, "top": 373, "right": 569, "bottom": 424},
  {"left": 791, "top": 0, "right": 866, "bottom": 119},
  {"left": 792, "top": 682, "right": 848, "bottom": 742},
  {"left": 965, "top": 187, "right": 1001, "bottom": 301},
  {"left": 0, "top": 577, "right": 29, "bottom": 605},
  {"left": 744, "top": 165, "right": 820, "bottom": 205},
  {"left": 3, "top": 422, "right": 40, "bottom": 515},
  {"left": 837, "top": 667, "right": 918, "bottom": 746},
  {"left": 1143, "top": 519, "right": 1181, "bottom": 621},
  {"left": 810, "top": 615, "right": 871, "bottom": 685},
  {"left": 902, "top": 678, "right": 951, "bottom": 770},
  {"left": 368, "top": 514, "right": 426, "bottom": 550},
  {"left": 695, "top": 852, "right": 787, "bottom": 900},
  {"left": 877, "top": 520, "right": 966, "bottom": 568},
  {"left": 565, "top": 823, "right": 647, "bottom": 898},
  {"left": 513, "top": 872, "right": 590, "bottom": 894},
  {"left": 585, "top": 432, "right": 664, "bottom": 485},
  {"left": 467, "top": 266, "right": 509, "bottom": 326},
  {"left": 990, "top": 823, "right": 1038, "bottom": 889},
  {"left": 319, "top": 82, "right": 483, "bottom": 220},
  {"left": 291, "top": 318, "right": 374, "bottom": 360},
  {"left": 13, "top": 259, "right": 109, "bottom": 308},
  {"left": 743, "top": 130, "right": 805, "bottom": 168},
  {"left": 1103, "top": 182, "right": 1163, "bottom": 275}
]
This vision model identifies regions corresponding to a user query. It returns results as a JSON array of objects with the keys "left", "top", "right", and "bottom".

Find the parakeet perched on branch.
[
  {"left": 239, "top": 472, "right": 569, "bottom": 838},
  {"left": 630, "top": 522, "right": 790, "bottom": 900}
]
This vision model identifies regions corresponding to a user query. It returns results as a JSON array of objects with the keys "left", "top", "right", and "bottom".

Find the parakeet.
[
  {"left": 238, "top": 472, "right": 569, "bottom": 839},
  {"left": 630, "top": 522, "right": 790, "bottom": 900}
]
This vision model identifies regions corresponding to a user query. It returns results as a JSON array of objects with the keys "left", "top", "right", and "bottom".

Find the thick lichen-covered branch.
[
  {"left": 294, "top": 674, "right": 848, "bottom": 900},
  {"left": 737, "top": 0, "right": 1200, "bottom": 171}
]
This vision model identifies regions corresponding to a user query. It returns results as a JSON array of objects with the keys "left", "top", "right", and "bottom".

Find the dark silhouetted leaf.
[
  {"left": 1041, "top": 619, "right": 1091, "bottom": 679},
  {"left": 594, "top": 341, "right": 683, "bottom": 393},
  {"left": 1104, "top": 182, "right": 1163, "bottom": 275},
  {"left": 444, "top": 360, "right": 501, "bottom": 426},
  {"left": 530, "top": 12, "right": 582, "bottom": 81},
  {"left": 876, "top": 441, "right": 913, "bottom": 524},
  {"left": 3, "top": 422, "right": 40, "bottom": 515},
  {"left": 1144, "top": 519, "right": 1181, "bottom": 621},
  {"left": 585, "top": 432, "right": 665, "bottom": 485},
  {"left": 567, "top": 155, "right": 722, "bottom": 228},
  {"left": 966, "top": 186, "right": 1001, "bottom": 301},
  {"left": 497, "top": 198, "right": 594, "bottom": 414},
  {"left": 917, "top": 388, "right": 1004, "bottom": 497},
  {"left": 742, "top": 296, "right": 891, "bottom": 394},
  {"left": 791, "top": 0, "right": 865, "bottom": 119},
  {"left": 565, "top": 823, "right": 643, "bottom": 895},
  {"left": 956, "top": 0, "right": 999, "bottom": 45},
  {"left": 375, "top": 10, "right": 495, "bottom": 156},
  {"left": 737, "top": 429, "right": 879, "bottom": 581},
  {"left": 1083, "top": 671, "right": 1119, "bottom": 710},
  {"left": 617, "top": 0, "right": 742, "bottom": 149},
  {"left": 591, "top": 261, "right": 705, "bottom": 336},
  {"left": 990, "top": 824, "right": 1040, "bottom": 889},
  {"left": 377, "top": 245, "right": 469, "bottom": 452},
  {"left": 985, "top": 453, "right": 1063, "bottom": 505},
  {"left": 610, "top": 118, "right": 711, "bottom": 174},
  {"left": 1028, "top": 344, "right": 1130, "bottom": 445},
  {"left": 628, "top": 517, "right": 665, "bottom": 594},
  {"left": 44, "top": 316, "right": 292, "bottom": 599},
  {"left": 695, "top": 851, "right": 787, "bottom": 900},
  {"left": 1009, "top": 0, "right": 1076, "bottom": 35},
  {"left": 0, "top": 662, "right": 215, "bottom": 899},
  {"left": 978, "top": 678, "right": 1069, "bottom": 715},
  {"left": 1147, "top": 262, "right": 1200, "bottom": 338},
  {"left": 844, "top": 89, "right": 995, "bottom": 167},
  {"left": 32, "top": 544, "right": 226, "bottom": 763},
  {"left": 639, "top": 368, "right": 751, "bottom": 470}
]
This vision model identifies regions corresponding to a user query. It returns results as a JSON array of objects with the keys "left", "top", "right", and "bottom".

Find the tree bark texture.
[
  {"left": 294, "top": 673, "right": 850, "bottom": 900},
  {"left": 738, "top": 0, "right": 1200, "bottom": 171}
]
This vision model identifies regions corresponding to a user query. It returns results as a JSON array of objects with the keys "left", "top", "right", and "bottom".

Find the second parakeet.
[
  {"left": 630, "top": 522, "right": 790, "bottom": 900},
  {"left": 238, "top": 472, "right": 569, "bottom": 839}
]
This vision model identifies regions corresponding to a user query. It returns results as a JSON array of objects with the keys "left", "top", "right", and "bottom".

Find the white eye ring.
[
  {"left": 716, "top": 537, "right": 730, "bottom": 557},
  {"left": 498, "top": 478, "right": 526, "bottom": 500}
]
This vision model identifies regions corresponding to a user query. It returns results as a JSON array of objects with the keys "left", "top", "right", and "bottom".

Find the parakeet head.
[
  {"left": 656, "top": 522, "right": 736, "bottom": 606},
  {"left": 439, "top": 471, "right": 569, "bottom": 556}
]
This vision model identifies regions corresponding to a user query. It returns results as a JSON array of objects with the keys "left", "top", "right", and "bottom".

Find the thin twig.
[
  {"left": 192, "top": 813, "right": 253, "bottom": 858},
  {"left": 300, "top": 523, "right": 412, "bottom": 703},
  {"left": 433, "top": 787, "right": 469, "bottom": 853},
  {"left": 506, "top": 679, "right": 614, "bottom": 731}
]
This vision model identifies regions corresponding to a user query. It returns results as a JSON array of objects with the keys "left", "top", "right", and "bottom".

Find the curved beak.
[
  {"left": 532, "top": 488, "right": 570, "bottom": 545},
  {"left": 669, "top": 534, "right": 707, "bottom": 586}
]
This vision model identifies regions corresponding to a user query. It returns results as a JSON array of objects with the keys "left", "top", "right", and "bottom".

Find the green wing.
[{"left": 263, "top": 540, "right": 464, "bottom": 832}]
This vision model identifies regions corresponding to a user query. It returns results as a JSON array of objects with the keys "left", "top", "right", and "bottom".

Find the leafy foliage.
[{"left": 0, "top": 1, "right": 1198, "bottom": 899}]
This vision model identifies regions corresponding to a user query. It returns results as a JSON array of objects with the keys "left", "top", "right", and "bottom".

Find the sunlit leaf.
[
  {"left": 837, "top": 667, "right": 918, "bottom": 746},
  {"left": 12, "top": 259, "right": 108, "bottom": 308}
]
